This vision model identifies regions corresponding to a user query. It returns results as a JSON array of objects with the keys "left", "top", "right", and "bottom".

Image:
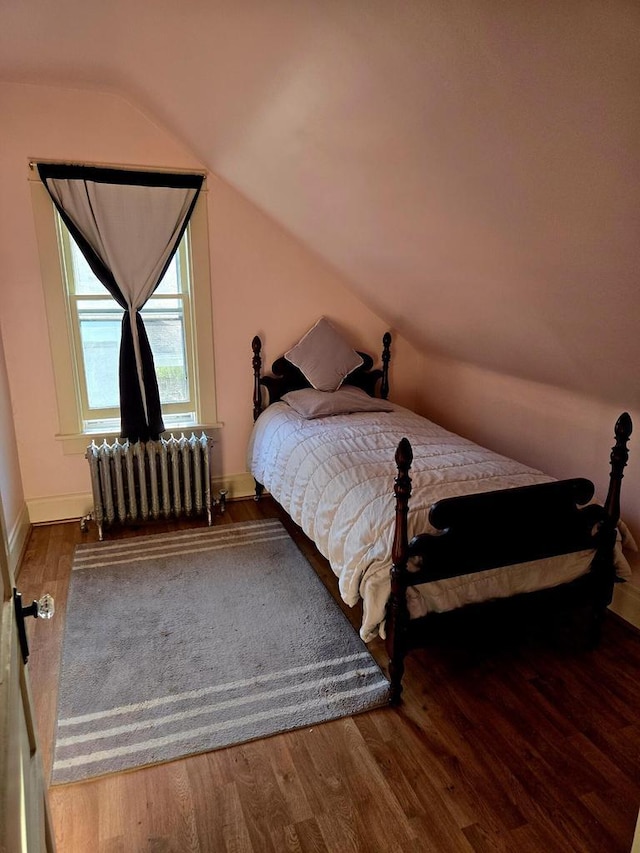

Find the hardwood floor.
[{"left": 17, "top": 498, "right": 640, "bottom": 852}]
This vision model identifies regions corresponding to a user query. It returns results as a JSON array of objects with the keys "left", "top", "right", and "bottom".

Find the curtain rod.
[{"left": 28, "top": 159, "right": 208, "bottom": 178}]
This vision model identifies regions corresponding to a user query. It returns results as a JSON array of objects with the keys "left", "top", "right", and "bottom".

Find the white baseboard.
[
  {"left": 7, "top": 503, "right": 30, "bottom": 578},
  {"left": 211, "top": 472, "right": 258, "bottom": 501},
  {"left": 610, "top": 581, "right": 640, "bottom": 631},
  {"left": 27, "top": 492, "right": 93, "bottom": 525},
  {"left": 26, "top": 473, "right": 259, "bottom": 525}
]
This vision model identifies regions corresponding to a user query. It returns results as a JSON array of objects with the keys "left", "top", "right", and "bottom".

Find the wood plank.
[
  {"left": 266, "top": 737, "right": 314, "bottom": 824},
  {"left": 232, "top": 740, "right": 292, "bottom": 853},
  {"left": 289, "top": 818, "right": 329, "bottom": 853}
]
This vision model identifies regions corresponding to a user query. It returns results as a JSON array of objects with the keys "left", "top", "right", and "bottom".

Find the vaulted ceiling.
[{"left": 1, "top": 1, "right": 639, "bottom": 407}]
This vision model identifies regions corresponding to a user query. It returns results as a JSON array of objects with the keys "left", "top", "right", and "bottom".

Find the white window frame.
[{"left": 30, "top": 165, "right": 218, "bottom": 454}]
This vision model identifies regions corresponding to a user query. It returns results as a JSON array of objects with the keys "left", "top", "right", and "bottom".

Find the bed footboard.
[{"left": 385, "top": 413, "right": 633, "bottom": 705}]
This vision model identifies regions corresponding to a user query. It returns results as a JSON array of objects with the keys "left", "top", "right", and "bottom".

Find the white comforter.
[{"left": 248, "top": 402, "right": 631, "bottom": 642}]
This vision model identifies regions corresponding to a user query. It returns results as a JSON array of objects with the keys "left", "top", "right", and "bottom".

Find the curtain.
[{"left": 38, "top": 164, "right": 204, "bottom": 442}]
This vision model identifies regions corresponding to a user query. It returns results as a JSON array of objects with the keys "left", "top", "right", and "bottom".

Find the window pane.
[
  {"left": 77, "top": 306, "right": 122, "bottom": 409},
  {"left": 69, "top": 237, "right": 182, "bottom": 295},
  {"left": 70, "top": 240, "right": 105, "bottom": 295},
  {"left": 142, "top": 299, "right": 189, "bottom": 404},
  {"left": 154, "top": 255, "right": 181, "bottom": 294},
  {"left": 75, "top": 298, "right": 190, "bottom": 409}
]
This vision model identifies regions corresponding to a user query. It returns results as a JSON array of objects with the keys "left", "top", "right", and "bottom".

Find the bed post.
[
  {"left": 251, "top": 336, "right": 265, "bottom": 501},
  {"left": 381, "top": 332, "right": 392, "bottom": 400},
  {"left": 252, "top": 336, "right": 263, "bottom": 422},
  {"left": 386, "top": 437, "right": 413, "bottom": 705},
  {"left": 603, "top": 412, "right": 632, "bottom": 527},
  {"left": 589, "top": 412, "right": 633, "bottom": 644}
]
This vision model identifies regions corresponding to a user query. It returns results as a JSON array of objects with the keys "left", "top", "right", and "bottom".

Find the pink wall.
[
  {"left": 415, "top": 353, "right": 640, "bottom": 551},
  {"left": 208, "top": 176, "right": 419, "bottom": 476},
  {"left": 0, "top": 82, "right": 420, "bottom": 527},
  {"left": 0, "top": 3, "right": 637, "bottom": 419}
]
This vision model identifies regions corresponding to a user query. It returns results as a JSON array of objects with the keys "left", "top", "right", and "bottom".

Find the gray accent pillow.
[
  {"left": 281, "top": 386, "right": 394, "bottom": 419},
  {"left": 284, "top": 317, "right": 364, "bottom": 391}
]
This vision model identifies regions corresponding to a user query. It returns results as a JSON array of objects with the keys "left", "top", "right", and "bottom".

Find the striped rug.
[{"left": 52, "top": 519, "right": 389, "bottom": 783}]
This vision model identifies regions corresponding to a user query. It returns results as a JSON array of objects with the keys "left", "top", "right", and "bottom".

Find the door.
[{"left": 0, "top": 503, "right": 55, "bottom": 853}]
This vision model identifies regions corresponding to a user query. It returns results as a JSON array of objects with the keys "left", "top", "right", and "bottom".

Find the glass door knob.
[
  {"left": 36, "top": 593, "right": 55, "bottom": 619},
  {"left": 13, "top": 588, "right": 55, "bottom": 664}
]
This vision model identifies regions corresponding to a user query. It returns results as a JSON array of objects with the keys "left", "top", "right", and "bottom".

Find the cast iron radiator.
[{"left": 84, "top": 433, "right": 213, "bottom": 540}]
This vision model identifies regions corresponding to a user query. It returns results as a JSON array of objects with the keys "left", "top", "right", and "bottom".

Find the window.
[
  {"left": 31, "top": 170, "right": 217, "bottom": 453},
  {"left": 57, "top": 216, "right": 197, "bottom": 432}
]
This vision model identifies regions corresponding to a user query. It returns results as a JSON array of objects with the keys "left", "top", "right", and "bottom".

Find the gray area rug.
[{"left": 53, "top": 519, "right": 389, "bottom": 783}]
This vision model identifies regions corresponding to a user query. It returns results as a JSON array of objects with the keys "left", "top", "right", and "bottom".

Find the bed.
[{"left": 248, "top": 322, "right": 633, "bottom": 703}]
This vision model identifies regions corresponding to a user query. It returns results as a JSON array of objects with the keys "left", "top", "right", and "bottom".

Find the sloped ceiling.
[{"left": 1, "top": 1, "right": 639, "bottom": 406}]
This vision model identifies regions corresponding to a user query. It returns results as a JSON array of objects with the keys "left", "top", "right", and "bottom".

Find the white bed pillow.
[
  {"left": 284, "top": 317, "right": 364, "bottom": 392},
  {"left": 281, "top": 386, "right": 394, "bottom": 419}
]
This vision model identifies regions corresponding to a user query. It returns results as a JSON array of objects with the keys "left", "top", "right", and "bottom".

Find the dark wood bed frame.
[{"left": 252, "top": 333, "right": 633, "bottom": 704}]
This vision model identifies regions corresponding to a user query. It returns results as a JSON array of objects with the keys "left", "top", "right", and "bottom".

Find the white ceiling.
[{"left": 1, "top": 0, "right": 639, "bottom": 406}]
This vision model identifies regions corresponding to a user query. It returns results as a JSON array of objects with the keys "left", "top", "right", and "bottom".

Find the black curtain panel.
[{"left": 38, "top": 163, "right": 203, "bottom": 442}]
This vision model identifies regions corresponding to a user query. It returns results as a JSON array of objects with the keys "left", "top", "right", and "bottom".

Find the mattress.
[{"left": 248, "top": 402, "right": 631, "bottom": 642}]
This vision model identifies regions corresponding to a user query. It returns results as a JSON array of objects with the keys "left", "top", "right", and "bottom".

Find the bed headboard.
[{"left": 252, "top": 332, "right": 391, "bottom": 421}]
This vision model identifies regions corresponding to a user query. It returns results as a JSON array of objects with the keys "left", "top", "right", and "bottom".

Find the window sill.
[{"left": 56, "top": 423, "right": 224, "bottom": 456}]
